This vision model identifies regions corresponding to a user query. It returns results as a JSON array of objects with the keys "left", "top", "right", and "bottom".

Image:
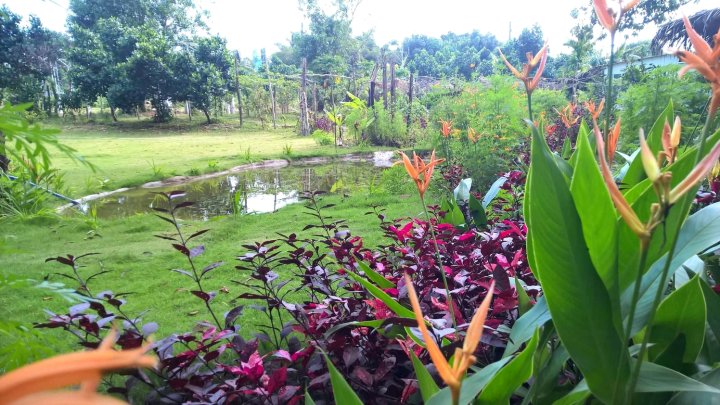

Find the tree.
[
  {"left": 67, "top": 0, "right": 205, "bottom": 122},
  {"left": 174, "top": 36, "right": 234, "bottom": 124}
]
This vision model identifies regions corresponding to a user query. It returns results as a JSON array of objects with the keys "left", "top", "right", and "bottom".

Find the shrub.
[{"left": 311, "top": 129, "right": 334, "bottom": 146}]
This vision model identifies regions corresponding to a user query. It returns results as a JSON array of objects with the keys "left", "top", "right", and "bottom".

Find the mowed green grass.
[
  {"left": 48, "top": 116, "right": 380, "bottom": 194},
  {"left": 1, "top": 192, "right": 413, "bottom": 355},
  {"left": 2, "top": 117, "right": 417, "bottom": 360}
]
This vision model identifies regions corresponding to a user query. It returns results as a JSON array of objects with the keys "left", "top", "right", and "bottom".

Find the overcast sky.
[{"left": 4, "top": 0, "right": 717, "bottom": 58}]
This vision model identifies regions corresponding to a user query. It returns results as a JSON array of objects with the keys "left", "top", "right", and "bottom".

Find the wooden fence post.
[
  {"left": 382, "top": 58, "right": 388, "bottom": 109},
  {"left": 390, "top": 62, "right": 396, "bottom": 119}
]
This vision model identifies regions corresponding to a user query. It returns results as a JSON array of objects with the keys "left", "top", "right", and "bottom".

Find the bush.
[
  {"left": 311, "top": 129, "right": 334, "bottom": 146},
  {"left": 617, "top": 65, "right": 708, "bottom": 151},
  {"left": 35, "top": 179, "right": 536, "bottom": 404},
  {"left": 367, "top": 103, "right": 409, "bottom": 147}
]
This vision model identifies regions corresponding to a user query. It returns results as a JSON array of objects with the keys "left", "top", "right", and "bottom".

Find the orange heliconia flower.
[
  {"left": 675, "top": 15, "right": 720, "bottom": 116},
  {"left": 556, "top": 102, "right": 580, "bottom": 129},
  {"left": 440, "top": 119, "right": 453, "bottom": 138},
  {"left": 0, "top": 328, "right": 157, "bottom": 405},
  {"left": 592, "top": 0, "right": 640, "bottom": 35},
  {"left": 405, "top": 273, "right": 495, "bottom": 405},
  {"left": 467, "top": 127, "right": 480, "bottom": 143},
  {"left": 397, "top": 150, "right": 445, "bottom": 198},
  {"left": 592, "top": 124, "right": 651, "bottom": 241},
  {"left": 661, "top": 116, "right": 682, "bottom": 164},
  {"left": 498, "top": 43, "right": 548, "bottom": 94},
  {"left": 607, "top": 118, "right": 621, "bottom": 164},
  {"left": 585, "top": 99, "right": 605, "bottom": 121}
]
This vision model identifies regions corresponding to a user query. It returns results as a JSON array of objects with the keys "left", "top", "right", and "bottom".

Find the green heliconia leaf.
[
  {"left": 647, "top": 275, "right": 706, "bottom": 363},
  {"left": 454, "top": 178, "right": 472, "bottom": 202},
  {"left": 410, "top": 351, "right": 439, "bottom": 401},
  {"left": 568, "top": 120, "right": 592, "bottom": 168},
  {"left": 469, "top": 194, "right": 488, "bottom": 228},
  {"left": 514, "top": 277, "right": 532, "bottom": 316},
  {"left": 634, "top": 360, "right": 720, "bottom": 394},
  {"left": 623, "top": 100, "right": 674, "bottom": 187},
  {"left": 570, "top": 123, "right": 619, "bottom": 314},
  {"left": 482, "top": 176, "right": 507, "bottom": 208},
  {"left": 525, "top": 125, "right": 629, "bottom": 403},
  {"left": 553, "top": 380, "right": 590, "bottom": 405},
  {"left": 476, "top": 329, "right": 540, "bottom": 404},
  {"left": 668, "top": 368, "right": 720, "bottom": 404},
  {"left": 356, "top": 261, "right": 394, "bottom": 289},
  {"left": 554, "top": 153, "right": 574, "bottom": 181},
  {"left": 427, "top": 356, "right": 513, "bottom": 405},
  {"left": 623, "top": 202, "right": 720, "bottom": 337},
  {"left": 617, "top": 129, "right": 720, "bottom": 295},
  {"left": 699, "top": 279, "right": 720, "bottom": 364},
  {"left": 323, "top": 319, "right": 384, "bottom": 338},
  {"left": 305, "top": 388, "right": 316, "bottom": 405},
  {"left": 323, "top": 353, "right": 363, "bottom": 405},
  {"left": 346, "top": 272, "right": 414, "bottom": 319},
  {"left": 503, "top": 291, "right": 551, "bottom": 358},
  {"left": 441, "top": 198, "right": 465, "bottom": 226}
]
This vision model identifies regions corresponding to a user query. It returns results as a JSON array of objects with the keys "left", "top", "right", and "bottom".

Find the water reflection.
[{"left": 84, "top": 162, "right": 384, "bottom": 220}]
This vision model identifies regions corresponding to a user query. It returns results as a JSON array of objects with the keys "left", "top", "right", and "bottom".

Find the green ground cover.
[
  {"left": 1, "top": 118, "right": 417, "bottom": 360},
  {"left": 46, "top": 115, "right": 386, "bottom": 195}
]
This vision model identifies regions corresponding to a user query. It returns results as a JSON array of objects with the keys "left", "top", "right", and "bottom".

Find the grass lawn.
[
  {"left": 1, "top": 192, "right": 415, "bottom": 358},
  {"left": 47, "top": 115, "right": 388, "bottom": 195},
  {"left": 1, "top": 116, "right": 420, "bottom": 367}
]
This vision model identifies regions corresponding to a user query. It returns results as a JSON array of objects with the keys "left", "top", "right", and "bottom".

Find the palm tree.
[{"left": 651, "top": 8, "right": 720, "bottom": 53}]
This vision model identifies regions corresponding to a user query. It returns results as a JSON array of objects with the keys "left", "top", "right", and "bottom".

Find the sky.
[{"left": 4, "top": 0, "right": 717, "bottom": 58}]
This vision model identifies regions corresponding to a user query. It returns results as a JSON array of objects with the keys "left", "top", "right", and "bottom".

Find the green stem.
[
  {"left": 627, "top": 107, "right": 717, "bottom": 398},
  {"left": 604, "top": 33, "right": 616, "bottom": 139},
  {"left": 420, "top": 194, "right": 458, "bottom": 331},
  {"left": 526, "top": 90, "right": 533, "bottom": 124},
  {"left": 621, "top": 242, "right": 650, "bottom": 404}
]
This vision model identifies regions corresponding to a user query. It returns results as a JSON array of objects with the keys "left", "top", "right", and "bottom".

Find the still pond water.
[{"left": 79, "top": 154, "right": 393, "bottom": 221}]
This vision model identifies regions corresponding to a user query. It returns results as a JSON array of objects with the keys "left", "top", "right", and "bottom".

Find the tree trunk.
[
  {"left": 382, "top": 59, "right": 388, "bottom": 109},
  {"left": 299, "top": 58, "right": 311, "bottom": 136},
  {"left": 110, "top": 106, "right": 118, "bottom": 122},
  {"left": 407, "top": 72, "right": 414, "bottom": 131},
  {"left": 312, "top": 83, "right": 318, "bottom": 112},
  {"left": 203, "top": 108, "right": 211, "bottom": 124},
  {"left": 0, "top": 131, "right": 8, "bottom": 172},
  {"left": 262, "top": 49, "right": 277, "bottom": 129},
  {"left": 390, "top": 62, "right": 396, "bottom": 119},
  {"left": 367, "top": 63, "right": 379, "bottom": 108},
  {"left": 234, "top": 51, "right": 243, "bottom": 127}
]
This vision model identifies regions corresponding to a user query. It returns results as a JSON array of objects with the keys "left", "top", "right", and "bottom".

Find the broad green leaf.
[
  {"left": 554, "top": 153, "right": 573, "bottom": 181},
  {"left": 454, "top": 178, "right": 472, "bottom": 201},
  {"left": 699, "top": 280, "right": 720, "bottom": 364},
  {"left": 623, "top": 202, "right": 720, "bottom": 336},
  {"left": 441, "top": 198, "right": 465, "bottom": 226},
  {"left": 427, "top": 356, "right": 513, "bottom": 405},
  {"left": 526, "top": 125, "right": 629, "bottom": 403},
  {"left": 514, "top": 277, "right": 532, "bottom": 316},
  {"left": 346, "top": 272, "right": 414, "bottom": 319},
  {"left": 324, "top": 319, "right": 384, "bottom": 338},
  {"left": 668, "top": 368, "right": 720, "bottom": 404},
  {"left": 617, "top": 130, "right": 720, "bottom": 294},
  {"left": 469, "top": 194, "right": 488, "bottom": 228},
  {"left": 527, "top": 342, "right": 570, "bottom": 405},
  {"left": 570, "top": 124, "right": 619, "bottom": 312},
  {"left": 356, "top": 261, "right": 394, "bottom": 289},
  {"left": 635, "top": 360, "right": 720, "bottom": 394},
  {"left": 482, "top": 176, "right": 507, "bottom": 208},
  {"left": 553, "top": 380, "right": 590, "bottom": 405},
  {"left": 410, "top": 351, "right": 439, "bottom": 401},
  {"left": 323, "top": 353, "right": 363, "bottom": 405},
  {"left": 304, "top": 389, "right": 316, "bottom": 405},
  {"left": 477, "top": 329, "right": 539, "bottom": 404},
  {"left": 623, "top": 100, "right": 674, "bottom": 187},
  {"left": 648, "top": 276, "right": 706, "bottom": 363},
  {"left": 504, "top": 294, "right": 551, "bottom": 357}
]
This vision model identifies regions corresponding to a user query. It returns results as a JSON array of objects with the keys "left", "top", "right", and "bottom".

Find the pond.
[{"left": 71, "top": 152, "right": 395, "bottom": 221}]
